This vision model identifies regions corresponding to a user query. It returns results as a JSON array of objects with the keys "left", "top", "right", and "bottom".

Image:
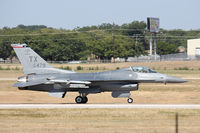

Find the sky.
[{"left": 0, "top": 0, "right": 199, "bottom": 30}]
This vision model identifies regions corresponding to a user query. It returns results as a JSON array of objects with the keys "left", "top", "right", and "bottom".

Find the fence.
[
  {"left": 1, "top": 53, "right": 200, "bottom": 64},
  {"left": 160, "top": 53, "right": 192, "bottom": 61}
]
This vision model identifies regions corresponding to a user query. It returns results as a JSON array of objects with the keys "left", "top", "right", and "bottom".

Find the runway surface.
[
  {"left": 0, "top": 104, "right": 200, "bottom": 109},
  {"left": 0, "top": 78, "right": 16, "bottom": 81}
]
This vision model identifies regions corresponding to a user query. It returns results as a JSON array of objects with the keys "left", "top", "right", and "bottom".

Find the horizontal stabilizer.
[{"left": 13, "top": 80, "right": 46, "bottom": 87}]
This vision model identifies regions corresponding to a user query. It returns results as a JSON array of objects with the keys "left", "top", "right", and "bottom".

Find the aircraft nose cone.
[{"left": 166, "top": 76, "right": 187, "bottom": 83}]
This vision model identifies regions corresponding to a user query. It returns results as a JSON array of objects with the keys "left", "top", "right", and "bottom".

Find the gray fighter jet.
[{"left": 11, "top": 44, "right": 187, "bottom": 103}]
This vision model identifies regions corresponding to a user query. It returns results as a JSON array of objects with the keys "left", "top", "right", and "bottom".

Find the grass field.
[{"left": 0, "top": 109, "right": 200, "bottom": 133}]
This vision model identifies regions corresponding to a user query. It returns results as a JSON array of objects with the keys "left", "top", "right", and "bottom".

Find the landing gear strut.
[
  {"left": 127, "top": 98, "right": 133, "bottom": 103},
  {"left": 75, "top": 96, "right": 88, "bottom": 104}
]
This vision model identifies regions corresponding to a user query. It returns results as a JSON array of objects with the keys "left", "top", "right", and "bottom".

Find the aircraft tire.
[
  {"left": 127, "top": 98, "right": 133, "bottom": 103},
  {"left": 75, "top": 96, "right": 83, "bottom": 104},
  {"left": 82, "top": 97, "right": 88, "bottom": 103}
]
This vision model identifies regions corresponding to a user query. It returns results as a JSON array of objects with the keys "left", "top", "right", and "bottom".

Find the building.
[{"left": 187, "top": 39, "right": 200, "bottom": 59}]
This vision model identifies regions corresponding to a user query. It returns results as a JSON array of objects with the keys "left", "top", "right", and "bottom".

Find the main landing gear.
[
  {"left": 75, "top": 94, "right": 133, "bottom": 104},
  {"left": 75, "top": 96, "right": 88, "bottom": 104},
  {"left": 127, "top": 98, "right": 133, "bottom": 103}
]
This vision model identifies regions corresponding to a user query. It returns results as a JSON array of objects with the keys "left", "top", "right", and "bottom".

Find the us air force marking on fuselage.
[
  {"left": 29, "top": 56, "right": 46, "bottom": 68},
  {"left": 29, "top": 56, "right": 37, "bottom": 62}
]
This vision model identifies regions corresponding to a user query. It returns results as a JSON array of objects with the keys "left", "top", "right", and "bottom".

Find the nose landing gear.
[{"left": 127, "top": 98, "right": 133, "bottom": 103}]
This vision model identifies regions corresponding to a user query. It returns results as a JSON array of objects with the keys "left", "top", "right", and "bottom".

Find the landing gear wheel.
[
  {"left": 127, "top": 98, "right": 133, "bottom": 103},
  {"left": 82, "top": 97, "right": 88, "bottom": 103},
  {"left": 75, "top": 96, "right": 83, "bottom": 104}
]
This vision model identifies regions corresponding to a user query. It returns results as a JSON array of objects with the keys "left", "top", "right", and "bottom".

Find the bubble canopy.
[{"left": 130, "top": 66, "right": 157, "bottom": 73}]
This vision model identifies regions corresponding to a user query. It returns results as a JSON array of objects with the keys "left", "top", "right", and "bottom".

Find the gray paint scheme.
[{"left": 11, "top": 44, "right": 187, "bottom": 103}]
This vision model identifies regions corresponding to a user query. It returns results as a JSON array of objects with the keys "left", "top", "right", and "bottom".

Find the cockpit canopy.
[{"left": 130, "top": 66, "right": 157, "bottom": 73}]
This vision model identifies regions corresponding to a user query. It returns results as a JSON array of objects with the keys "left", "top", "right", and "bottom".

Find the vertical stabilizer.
[{"left": 11, "top": 44, "right": 52, "bottom": 74}]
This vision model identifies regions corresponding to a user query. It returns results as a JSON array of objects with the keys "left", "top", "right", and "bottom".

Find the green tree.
[
  {"left": 157, "top": 42, "right": 178, "bottom": 55},
  {"left": 0, "top": 38, "right": 12, "bottom": 60}
]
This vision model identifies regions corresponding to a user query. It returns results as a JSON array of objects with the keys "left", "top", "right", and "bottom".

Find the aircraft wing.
[
  {"left": 48, "top": 79, "right": 91, "bottom": 89},
  {"left": 49, "top": 79, "right": 91, "bottom": 85},
  {"left": 13, "top": 78, "right": 91, "bottom": 88}
]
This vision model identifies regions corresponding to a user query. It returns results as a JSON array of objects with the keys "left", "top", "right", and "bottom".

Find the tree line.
[{"left": 0, "top": 21, "right": 200, "bottom": 61}]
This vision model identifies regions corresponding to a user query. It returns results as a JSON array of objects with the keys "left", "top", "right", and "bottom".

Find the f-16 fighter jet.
[{"left": 11, "top": 44, "right": 187, "bottom": 103}]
